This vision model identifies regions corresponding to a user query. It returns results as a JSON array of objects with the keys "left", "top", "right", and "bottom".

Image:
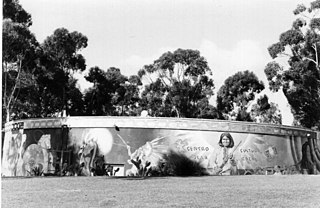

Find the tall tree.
[
  {"left": 217, "top": 70, "right": 265, "bottom": 121},
  {"left": 138, "top": 48, "right": 216, "bottom": 118},
  {"left": 84, "top": 67, "right": 138, "bottom": 116},
  {"left": 265, "top": 0, "right": 320, "bottom": 129},
  {"left": 2, "top": 0, "right": 38, "bottom": 122},
  {"left": 112, "top": 75, "right": 142, "bottom": 116},
  {"left": 41, "top": 28, "right": 88, "bottom": 116},
  {"left": 84, "top": 67, "right": 109, "bottom": 115},
  {"left": 66, "top": 78, "right": 85, "bottom": 116},
  {"left": 104, "top": 67, "right": 128, "bottom": 115},
  {"left": 250, "top": 95, "right": 282, "bottom": 124}
]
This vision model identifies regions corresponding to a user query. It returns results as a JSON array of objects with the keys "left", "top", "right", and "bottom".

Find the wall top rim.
[{"left": 3, "top": 116, "right": 318, "bottom": 138}]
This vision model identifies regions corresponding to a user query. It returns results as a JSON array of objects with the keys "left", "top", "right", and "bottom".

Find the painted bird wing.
[{"left": 142, "top": 137, "right": 169, "bottom": 166}]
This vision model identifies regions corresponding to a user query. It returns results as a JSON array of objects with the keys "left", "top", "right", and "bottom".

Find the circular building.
[{"left": 2, "top": 117, "right": 320, "bottom": 176}]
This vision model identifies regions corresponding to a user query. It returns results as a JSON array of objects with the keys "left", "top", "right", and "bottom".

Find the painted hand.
[{"left": 230, "top": 158, "right": 237, "bottom": 166}]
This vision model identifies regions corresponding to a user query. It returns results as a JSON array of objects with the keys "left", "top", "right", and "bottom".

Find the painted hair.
[{"left": 218, "top": 132, "right": 234, "bottom": 148}]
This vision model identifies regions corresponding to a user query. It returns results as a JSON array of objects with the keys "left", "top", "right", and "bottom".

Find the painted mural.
[
  {"left": 2, "top": 127, "right": 64, "bottom": 177},
  {"left": 2, "top": 118, "right": 320, "bottom": 177}
]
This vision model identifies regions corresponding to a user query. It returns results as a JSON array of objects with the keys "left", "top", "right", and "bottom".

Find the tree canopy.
[
  {"left": 2, "top": 0, "right": 89, "bottom": 122},
  {"left": 84, "top": 67, "right": 141, "bottom": 116},
  {"left": 3, "top": 0, "right": 32, "bottom": 26},
  {"left": 250, "top": 95, "right": 282, "bottom": 124},
  {"left": 138, "top": 49, "right": 217, "bottom": 118},
  {"left": 265, "top": 0, "right": 320, "bottom": 129},
  {"left": 217, "top": 70, "right": 265, "bottom": 121},
  {"left": 5, "top": 0, "right": 319, "bottom": 129},
  {"left": 2, "top": 0, "right": 39, "bottom": 122},
  {"left": 41, "top": 28, "right": 88, "bottom": 116}
]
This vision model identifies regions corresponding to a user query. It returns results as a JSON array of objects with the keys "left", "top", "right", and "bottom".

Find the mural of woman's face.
[{"left": 221, "top": 136, "right": 230, "bottom": 147}]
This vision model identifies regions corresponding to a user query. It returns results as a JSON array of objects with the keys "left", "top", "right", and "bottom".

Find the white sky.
[{"left": 19, "top": 0, "right": 313, "bottom": 125}]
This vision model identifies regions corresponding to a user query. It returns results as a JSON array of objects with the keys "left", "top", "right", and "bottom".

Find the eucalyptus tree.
[
  {"left": 265, "top": 0, "right": 320, "bottom": 129},
  {"left": 84, "top": 66, "right": 110, "bottom": 115},
  {"left": 84, "top": 67, "right": 141, "bottom": 116},
  {"left": 41, "top": 28, "right": 88, "bottom": 116},
  {"left": 250, "top": 95, "right": 282, "bottom": 124},
  {"left": 113, "top": 75, "right": 142, "bottom": 116},
  {"left": 3, "top": 0, "right": 32, "bottom": 26},
  {"left": 2, "top": 0, "right": 38, "bottom": 122},
  {"left": 217, "top": 70, "right": 265, "bottom": 121},
  {"left": 103, "top": 67, "right": 128, "bottom": 115},
  {"left": 138, "top": 48, "right": 216, "bottom": 118}
]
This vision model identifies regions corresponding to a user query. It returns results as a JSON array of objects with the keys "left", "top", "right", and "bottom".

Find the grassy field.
[{"left": 2, "top": 175, "right": 320, "bottom": 208}]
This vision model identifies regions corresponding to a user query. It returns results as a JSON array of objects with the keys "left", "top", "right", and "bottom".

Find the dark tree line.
[{"left": 3, "top": 0, "right": 319, "bottom": 130}]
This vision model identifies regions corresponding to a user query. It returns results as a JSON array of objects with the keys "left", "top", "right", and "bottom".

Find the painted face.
[{"left": 221, "top": 136, "right": 230, "bottom": 147}]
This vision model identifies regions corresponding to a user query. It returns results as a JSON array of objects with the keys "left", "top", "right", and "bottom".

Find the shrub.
[{"left": 27, "top": 164, "right": 44, "bottom": 176}]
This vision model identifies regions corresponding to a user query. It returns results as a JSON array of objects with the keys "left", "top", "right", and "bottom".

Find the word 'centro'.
[{"left": 186, "top": 146, "right": 210, "bottom": 151}]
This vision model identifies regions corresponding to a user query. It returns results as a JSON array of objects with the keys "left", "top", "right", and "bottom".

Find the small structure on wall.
[{"left": 2, "top": 117, "right": 320, "bottom": 177}]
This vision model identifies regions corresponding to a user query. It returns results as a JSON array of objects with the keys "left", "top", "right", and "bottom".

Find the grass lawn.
[{"left": 2, "top": 175, "right": 320, "bottom": 208}]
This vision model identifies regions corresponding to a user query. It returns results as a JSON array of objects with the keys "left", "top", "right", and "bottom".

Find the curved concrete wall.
[{"left": 2, "top": 117, "right": 319, "bottom": 176}]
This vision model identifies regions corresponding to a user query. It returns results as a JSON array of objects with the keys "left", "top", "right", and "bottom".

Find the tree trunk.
[
  {"left": 5, "top": 57, "right": 23, "bottom": 122},
  {"left": 3, "top": 62, "right": 8, "bottom": 122},
  {"left": 6, "top": 109, "right": 10, "bottom": 123}
]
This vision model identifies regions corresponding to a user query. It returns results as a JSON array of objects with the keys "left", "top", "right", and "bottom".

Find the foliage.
[
  {"left": 84, "top": 67, "right": 109, "bottom": 115},
  {"left": 138, "top": 48, "right": 217, "bottom": 118},
  {"left": 3, "top": 0, "right": 32, "bottom": 26},
  {"left": 26, "top": 164, "right": 44, "bottom": 176},
  {"left": 2, "top": 2, "right": 39, "bottom": 123},
  {"left": 265, "top": 0, "right": 320, "bottom": 129},
  {"left": 66, "top": 78, "right": 85, "bottom": 116},
  {"left": 195, "top": 99, "right": 223, "bottom": 119},
  {"left": 2, "top": 19, "right": 38, "bottom": 64},
  {"left": 40, "top": 28, "right": 88, "bottom": 116},
  {"left": 113, "top": 75, "right": 142, "bottom": 116},
  {"left": 217, "top": 70, "right": 265, "bottom": 121},
  {"left": 7, "top": 0, "right": 320, "bottom": 125},
  {"left": 250, "top": 95, "right": 282, "bottom": 124},
  {"left": 42, "top": 28, "right": 87, "bottom": 74},
  {"left": 4, "top": 28, "right": 88, "bottom": 119},
  {"left": 2, "top": 1, "right": 88, "bottom": 122},
  {"left": 84, "top": 67, "right": 141, "bottom": 116}
]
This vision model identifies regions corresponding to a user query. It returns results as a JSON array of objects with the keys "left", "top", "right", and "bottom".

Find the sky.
[{"left": 19, "top": 0, "right": 313, "bottom": 125}]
